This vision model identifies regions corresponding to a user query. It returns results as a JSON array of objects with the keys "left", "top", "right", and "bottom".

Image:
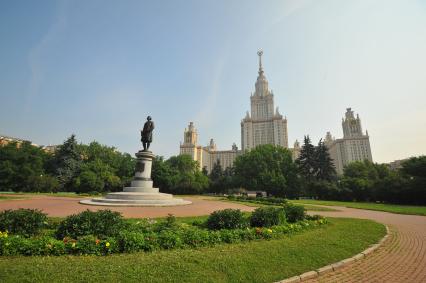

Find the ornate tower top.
[
  {"left": 183, "top": 122, "right": 198, "bottom": 145},
  {"left": 254, "top": 49, "right": 269, "bottom": 97},
  {"left": 342, "top": 108, "right": 364, "bottom": 138},
  {"left": 257, "top": 49, "right": 263, "bottom": 74}
]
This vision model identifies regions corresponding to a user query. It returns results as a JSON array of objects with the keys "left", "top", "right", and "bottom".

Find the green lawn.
[
  {"left": 291, "top": 199, "right": 426, "bottom": 216},
  {"left": 0, "top": 192, "right": 102, "bottom": 198},
  {"left": 0, "top": 195, "right": 26, "bottom": 201},
  {"left": 0, "top": 218, "right": 385, "bottom": 283},
  {"left": 220, "top": 197, "right": 338, "bottom": 212}
]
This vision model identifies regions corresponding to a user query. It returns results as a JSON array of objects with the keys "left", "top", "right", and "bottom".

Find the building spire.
[
  {"left": 254, "top": 49, "right": 269, "bottom": 96},
  {"left": 257, "top": 49, "right": 264, "bottom": 75}
]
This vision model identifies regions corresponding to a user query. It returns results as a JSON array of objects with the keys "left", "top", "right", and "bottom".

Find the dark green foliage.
[
  {"left": 283, "top": 204, "right": 306, "bottom": 223},
  {"left": 181, "top": 227, "right": 214, "bottom": 247},
  {"left": 206, "top": 209, "right": 247, "bottom": 230},
  {"left": 55, "top": 210, "right": 125, "bottom": 239},
  {"left": 152, "top": 154, "right": 209, "bottom": 194},
  {"left": 399, "top": 156, "right": 426, "bottom": 205},
  {"left": 314, "top": 139, "right": 336, "bottom": 181},
  {"left": 234, "top": 144, "right": 300, "bottom": 197},
  {"left": 250, "top": 207, "right": 286, "bottom": 227},
  {"left": 0, "top": 212, "right": 327, "bottom": 256},
  {"left": 0, "top": 141, "right": 56, "bottom": 192},
  {"left": 52, "top": 135, "right": 82, "bottom": 190},
  {"left": 75, "top": 141, "right": 136, "bottom": 192},
  {"left": 296, "top": 136, "right": 317, "bottom": 181},
  {"left": 117, "top": 231, "right": 147, "bottom": 253},
  {"left": 154, "top": 214, "right": 179, "bottom": 232},
  {"left": 158, "top": 230, "right": 183, "bottom": 249},
  {"left": 227, "top": 195, "right": 288, "bottom": 206},
  {"left": 0, "top": 209, "right": 48, "bottom": 237},
  {"left": 208, "top": 161, "right": 236, "bottom": 194}
]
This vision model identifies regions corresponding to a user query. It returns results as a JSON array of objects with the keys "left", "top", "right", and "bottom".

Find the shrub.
[
  {"left": 283, "top": 204, "right": 306, "bottom": 223},
  {"left": 74, "top": 235, "right": 103, "bottom": 255},
  {"left": 219, "top": 229, "right": 241, "bottom": 243},
  {"left": 181, "top": 227, "right": 211, "bottom": 247},
  {"left": 0, "top": 209, "right": 48, "bottom": 237},
  {"left": 206, "top": 209, "right": 247, "bottom": 230},
  {"left": 117, "top": 231, "right": 146, "bottom": 253},
  {"left": 305, "top": 214, "right": 323, "bottom": 221},
  {"left": 250, "top": 207, "right": 286, "bottom": 227},
  {"left": 56, "top": 210, "right": 125, "bottom": 239},
  {"left": 158, "top": 230, "right": 183, "bottom": 249},
  {"left": 155, "top": 214, "right": 179, "bottom": 232},
  {"left": 142, "top": 232, "right": 159, "bottom": 251}
]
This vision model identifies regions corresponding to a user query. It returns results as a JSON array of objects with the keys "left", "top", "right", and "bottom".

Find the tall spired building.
[{"left": 241, "top": 50, "right": 288, "bottom": 151}]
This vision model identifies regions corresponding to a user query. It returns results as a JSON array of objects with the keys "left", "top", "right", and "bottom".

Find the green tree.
[
  {"left": 399, "top": 156, "right": 426, "bottom": 205},
  {"left": 314, "top": 139, "right": 336, "bottom": 181},
  {"left": 0, "top": 141, "right": 54, "bottom": 192},
  {"left": 152, "top": 155, "right": 209, "bottom": 194},
  {"left": 234, "top": 144, "right": 300, "bottom": 197},
  {"left": 296, "top": 136, "right": 317, "bottom": 181},
  {"left": 52, "top": 135, "right": 82, "bottom": 190}
]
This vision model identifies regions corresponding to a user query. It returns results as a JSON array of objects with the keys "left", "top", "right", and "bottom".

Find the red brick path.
[
  {"left": 0, "top": 195, "right": 254, "bottom": 218},
  {"left": 303, "top": 206, "right": 426, "bottom": 283}
]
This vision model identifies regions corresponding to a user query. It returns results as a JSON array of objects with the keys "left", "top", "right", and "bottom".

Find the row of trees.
[
  {"left": 0, "top": 135, "right": 135, "bottom": 193},
  {"left": 1, "top": 134, "right": 424, "bottom": 205},
  {"left": 203, "top": 136, "right": 425, "bottom": 205}
]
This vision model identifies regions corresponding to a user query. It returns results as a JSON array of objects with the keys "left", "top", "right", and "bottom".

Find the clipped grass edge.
[{"left": 278, "top": 225, "right": 391, "bottom": 283}]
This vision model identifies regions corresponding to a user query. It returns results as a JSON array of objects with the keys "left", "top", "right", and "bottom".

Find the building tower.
[
  {"left": 179, "top": 122, "right": 203, "bottom": 165},
  {"left": 325, "top": 108, "right": 373, "bottom": 174},
  {"left": 241, "top": 50, "right": 288, "bottom": 151}
]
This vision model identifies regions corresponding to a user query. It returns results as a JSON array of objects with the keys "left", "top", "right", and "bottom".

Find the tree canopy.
[{"left": 234, "top": 144, "right": 300, "bottom": 197}]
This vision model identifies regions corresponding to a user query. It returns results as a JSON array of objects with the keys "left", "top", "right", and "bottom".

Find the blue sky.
[{"left": 0, "top": 0, "right": 425, "bottom": 163}]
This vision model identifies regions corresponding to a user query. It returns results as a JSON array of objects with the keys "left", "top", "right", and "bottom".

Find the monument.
[{"left": 80, "top": 116, "right": 191, "bottom": 206}]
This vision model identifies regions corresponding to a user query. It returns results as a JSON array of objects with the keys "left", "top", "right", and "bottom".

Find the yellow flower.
[
  {"left": 267, "top": 229, "right": 273, "bottom": 234},
  {"left": 72, "top": 242, "right": 76, "bottom": 248},
  {"left": 105, "top": 242, "right": 110, "bottom": 247}
]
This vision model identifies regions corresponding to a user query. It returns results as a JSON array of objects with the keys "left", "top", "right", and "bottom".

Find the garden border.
[{"left": 277, "top": 225, "right": 390, "bottom": 283}]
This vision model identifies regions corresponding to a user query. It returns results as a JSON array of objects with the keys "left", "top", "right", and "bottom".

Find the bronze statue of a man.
[{"left": 141, "top": 116, "right": 154, "bottom": 151}]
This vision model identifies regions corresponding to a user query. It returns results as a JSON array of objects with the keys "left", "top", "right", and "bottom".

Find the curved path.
[{"left": 302, "top": 206, "right": 426, "bottom": 283}]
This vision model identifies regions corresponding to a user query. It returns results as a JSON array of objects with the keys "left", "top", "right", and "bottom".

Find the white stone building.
[
  {"left": 241, "top": 50, "right": 288, "bottom": 151},
  {"left": 179, "top": 50, "right": 298, "bottom": 173},
  {"left": 324, "top": 108, "right": 373, "bottom": 174},
  {"left": 179, "top": 122, "right": 242, "bottom": 173}
]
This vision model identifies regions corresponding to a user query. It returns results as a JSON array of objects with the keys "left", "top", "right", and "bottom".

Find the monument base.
[
  {"left": 79, "top": 192, "right": 191, "bottom": 206},
  {"left": 79, "top": 150, "right": 192, "bottom": 207}
]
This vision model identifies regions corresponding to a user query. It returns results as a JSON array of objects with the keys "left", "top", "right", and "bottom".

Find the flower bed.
[{"left": 0, "top": 209, "right": 328, "bottom": 256}]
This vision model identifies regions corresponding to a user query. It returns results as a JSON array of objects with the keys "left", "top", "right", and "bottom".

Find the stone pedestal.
[{"left": 80, "top": 151, "right": 191, "bottom": 206}]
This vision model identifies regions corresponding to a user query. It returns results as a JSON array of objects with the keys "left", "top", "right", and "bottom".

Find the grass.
[
  {"left": 0, "top": 218, "right": 385, "bottom": 283},
  {"left": 219, "top": 197, "right": 338, "bottom": 212},
  {"left": 0, "top": 195, "right": 26, "bottom": 201},
  {"left": 0, "top": 192, "right": 102, "bottom": 198},
  {"left": 291, "top": 199, "right": 426, "bottom": 216}
]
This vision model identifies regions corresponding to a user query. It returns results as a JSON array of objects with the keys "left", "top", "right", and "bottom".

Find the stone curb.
[{"left": 276, "top": 225, "right": 390, "bottom": 283}]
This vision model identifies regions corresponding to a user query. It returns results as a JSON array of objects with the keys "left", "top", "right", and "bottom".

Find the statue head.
[{"left": 147, "top": 116, "right": 152, "bottom": 121}]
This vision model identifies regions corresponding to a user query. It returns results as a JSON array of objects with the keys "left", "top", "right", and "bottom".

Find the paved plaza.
[
  {"left": 0, "top": 196, "right": 425, "bottom": 282},
  {"left": 0, "top": 195, "right": 254, "bottom": 218}
]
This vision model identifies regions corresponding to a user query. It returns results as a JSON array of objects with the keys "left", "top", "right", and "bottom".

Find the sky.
[{"left": 0, "top": 0, "right": 425, "bottom": 163}]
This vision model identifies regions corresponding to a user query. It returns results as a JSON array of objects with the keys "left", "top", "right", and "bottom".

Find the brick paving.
[
  {"left": 0, "top": 195, "right": 254, "bottom": 218},
  {"left": 303, "top": 206, "right": 426, "bottom": 283}
]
